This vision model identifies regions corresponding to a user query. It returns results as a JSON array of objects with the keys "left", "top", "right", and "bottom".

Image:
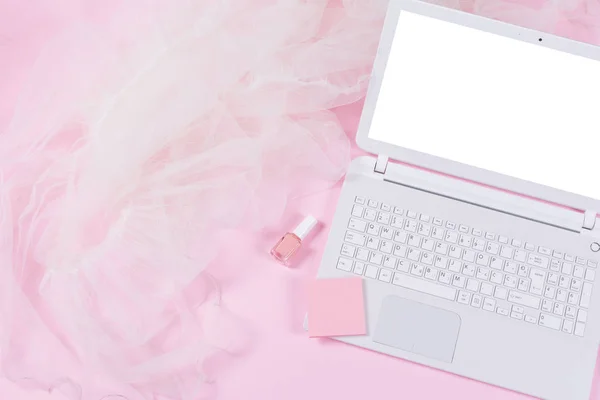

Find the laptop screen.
[{"left": 368, "top": 11, "right": 600, "bottom": 200}]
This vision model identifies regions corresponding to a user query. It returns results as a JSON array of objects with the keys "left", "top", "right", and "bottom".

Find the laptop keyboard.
[{"left": 338, "top": 196, "right": 596, "bottom": 337}]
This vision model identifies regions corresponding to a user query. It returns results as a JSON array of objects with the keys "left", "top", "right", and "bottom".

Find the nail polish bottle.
[{"left": 270, "top": 216, "right": 318, "bottom": 266}]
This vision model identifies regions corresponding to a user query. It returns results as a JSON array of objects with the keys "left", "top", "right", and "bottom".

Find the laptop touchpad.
[{"left": 373, "top": 296, "right": 461, "bottom": 363}]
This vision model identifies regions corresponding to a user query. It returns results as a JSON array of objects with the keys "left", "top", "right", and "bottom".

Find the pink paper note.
[{"left": 308, "top": 277, "right": 366, "bottom": 338}]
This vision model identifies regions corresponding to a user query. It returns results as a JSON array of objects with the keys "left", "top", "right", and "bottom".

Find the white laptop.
[{"left": 315, "top": 1, "right": 600, "bottom": 399}]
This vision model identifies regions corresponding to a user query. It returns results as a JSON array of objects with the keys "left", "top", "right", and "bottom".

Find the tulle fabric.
[{"left": 0, "top": 0, "right": 599, "bottom": 399}]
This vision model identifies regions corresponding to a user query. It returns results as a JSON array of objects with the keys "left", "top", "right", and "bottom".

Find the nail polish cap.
[{"left": 292, "top": 215, "right": 318, "bottom": 240}]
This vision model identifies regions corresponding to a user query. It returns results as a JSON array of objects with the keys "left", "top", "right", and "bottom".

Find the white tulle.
[{"left": 0, "top": 0, "right": 599, "bottom": 399}]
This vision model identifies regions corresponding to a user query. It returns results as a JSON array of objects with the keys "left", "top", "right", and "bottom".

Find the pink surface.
[
  {"left": 308, "top": 277, "right": 366, "bottom": 337},
  {"left": 2, "top": 1, "right": 600, "bottom": 400}
]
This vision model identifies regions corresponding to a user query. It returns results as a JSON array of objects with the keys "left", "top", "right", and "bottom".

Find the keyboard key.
[
  {"left": 438, "top": 271, "right": 451, "bottom": 285},
  {"left": 466, "top": 278, "right": 480, "bottom": 292},
  {"left": 525, "top": 314, "right": 538, "bottom": 324},
  {"left": 420, "top": 214, "right": 430, "bottom": 222},
  {"left": 544, "top": 286, "right": 556, "bottom": 299},
  {"left": 517, "top": 278, "right": 530, "bottom": 292},
  {"left": 421, "top": 252, "right": 434, "bottom": 265},
  {"left": 539, "top": 313, "right": 561, "bottom": 330},
  {"left": 381, "top": 227, "right": 393, "bottom": 240},
  {"left": 571, "top": 279, "right": 582, "bottom": 292},
  {"left": 449, "top": 245, "right": 462, "bottom": 259},
  {"left": 445, "top": 231, "right": 458, "bottom": 244},
  {"left": 452, "top": 275, "right": 466, "bottom": 288},
  {"left": 529, "top": 269, "right": 545, "bottom": 296},
  {"left": 491, "top": 271, "right": 503, "bottom": 284},
  {"left": 393, "top": 273, "right": 457, "bottom": 301},
  {"left": 448, "top": 259, "right": 462, "bottom": 272},
  {"left": 435, "top": 242, "right": 448, "bottom": 255},
  {"left": 499, "top": 236, "right": 509, "bottom": 244},
  {"left": 494, "top": 287, "right": 508, "bottom": 300},
  {"left": 381, "top": 203, "right": 391, "bottom": 212},
  {"left": 512, "top": 305, "right": 524, "bottom": 314},
  {"left": 418, "top": 224, "right": 432, "bottom": 237},
  {"left": 490, "top": 256, "right": 504, "bottom": 270},
  {"left": 459, "top": 225, "right": 469, "bottom": 233},
  {"left": 518, "top": 264, "right": 529, "bottom": 277},
  {"left": 370, "top": 252, "right": 383, "bottom": 265},
  {"left": 514, "top": 250, "right": 527, "bottom": 262},
  {"left": 393, "top": 245, "right": 407, "bottom": 257},
  {"left": 394, "top": 231, "right": 407, "bottom": 243},
  {"left": 383, "top": 256, "right": 397, "bottom": 269},
  {"left": 406, "top": 210, "right": 417, "bottom": 219},
  {"left": 446, "top": 221, "right": 456, "bottom": 230},
  {"left": 574, "top": 266, "right": 585, "bottom": 279},
  {"left": 503, "top": 260, "right": 517, "bottom": 274},
  {"left": 553, "top": 250, "right": 564, "bottom": 259},
  {"left": 352, "top": 205, "right": 364, "bottom": 218},
  {"left": 568, "top": 291, "right": 579, "bottom": 305},
  {"left": 500, "top": 246, "right": 514, "bottom": 259},
  {"left": 434, "top": 255, "right": 448, "bottom": 269},
  {"left": 542, "top": 299, "right": 553, "bottom": 312},
  {"left": 512, "top": 239, "right": 522, "bottom": 248},
  {"left": 472, "top": 228, "right": 482, "bottom": 237},
  {"left": 458, "top": 290, "right": 471, "bottom": 304},
  {"left": 486, "top": 242, "right": 500, "bottom": 255},
  {"left": 576, "top": 256, "right": 586, "bottom": 265},
  {"left": 365, "top": 265, "right": 379, "bottom": 279},
  {"left": 588, "top": 260, "right": 597, "bottom": 268},
  {"left": 553, "top": 302, "right": 565, "bottom": 316},
  {"left": 353, "top": 262, "right": 365, "bottom": 275},
  {"left": 367, "top": 199, "right": 379, "bottom": 208},
  {"left": 367, "top": 237, "right": 380, "bottom": 250},
  {"left": 565, "top": 254, "right": 575, "bottom": 262},
  {"left": 580, "top": 282, "right": 592, "bottom": 308},
  {"left": 538, "top": 246, "right": 552, "bottom": 256},
  {"left": 577, "top": 309, "right": 588, "bottom": 323},
  {"left": 558, "top": 275, "right": 570, "bottom": 289},
  {"left": 394, "top": 207, "right": 404, "bottom": 215},
  {"left": 471, "top": 294, "right": 483, "bottom": 308},
  {"left": 550, "top": 259, "right": 561, "bottom": 272},
  {"left": 508, "top": 290, "right": 540, "bottom": 309},
  {"left": 397, "top": 260, "right": 410, "bottom": 273},
  {"left": 496, "top": 307, "right": 509, "bottom": 316},
  {"left": 356, "top": 248, "right": 370, "bottom": 261},
  {"left": 556, "top": 288, "right": 567, "bottom": 303},
  {"left": 355, "top": 196, "right": 366, "bottom": 205},
  {"left": 367, "top": 223, "right": 381, "bottom": 236},
  {"left": 476, "top": 253, "right": 490, "bottom": 267},
  {"left": 585, "top": 269, "right": 595, "bottom": 281},
  {"left": 525, "top": 243, "right": 535, "bottom": 251},
  {"left": 404, "top": 220, "right": 417, "bottom": 232},
  {"left": 481, "top": 283, "right": 494, "bottom": 296},
  {"left": 391, "top": 215, "right": 403, "bottom": 228},
  {"left": 547, "top": 273, "right": 558, "bottom": 285},
  {"left": 341, "top": 244, "right": 356, "bottom": 257},
  {"left": 476, "top": 267, "right": 490, "bottom": 281},
  {"left": 407, "top": 233, "right": 421, "bottom": 247},
  {"left": 433, "top": 217, "right": 443, "bottom": 226},
  {"left": 380, "top": 240, "right": 393, "bottom": 254},
  {"left": 462, "top": 250, "right": 475, "bottom": 263},
  {"left": 510, "top": 311, "right": 524, "bottom": 320},
  {"left": 364, "top": 209, "right": 377, "bottom": 221},
  {"left": 473, "top": 238, "right": 486, "bottom": 251},
  {"left": 410, "top": 263, "right": 424, "bottom": 277},
  {"left": 337, "top": 257, "right": 353, "bottom": 272},
  {"left": 379, "top": 269, "right": 392, "bottom": 283},
  {"left": 377, "top": 212, "right": 390, "bottom": 225},
  {"left": 574, "top": 322, "right": 585, "bottom": 337},
  {"left": 504, "top": 275, "right": 517, "bottom": 288},
  {"left": 345, "top": 217, "right": 363, "bottom": 234},
  {"left": 407, "top": 248, "right": 421, "bottom": 261},
  {"left": 345, "top": 231, "right": 366, "bottom": 246},
  {"left": 424, "top": 266, "right": 438, "bottom": 281},
  {"left": 528, "top": 253, "right": 549, "bottom": 269},
  {"left": 483, "top": 297, "right": 496, "bottom": 311},
  {"left": 565, "top": 306, "right": 577, "bottom": 319},
  {"left": 462, "top": 264, "right": 476, "bottom": 277},
  {"left": 562, "top": 320, "right": 574, "bottom": 334},
  {"left": 485, "top": 232, "right": 496, "bottom": 240},
  {"left": 431, "top": 227, "right": 445, "bottom": 240}
]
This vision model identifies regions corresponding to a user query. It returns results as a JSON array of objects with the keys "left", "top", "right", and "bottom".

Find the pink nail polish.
[{"left": 270, "top": 216, "right": 318, "bottom": 266}]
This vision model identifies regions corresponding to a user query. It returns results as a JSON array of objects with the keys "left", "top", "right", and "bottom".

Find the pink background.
[{"left": 2, "top": 2, "right": 600, "bottom": 400}]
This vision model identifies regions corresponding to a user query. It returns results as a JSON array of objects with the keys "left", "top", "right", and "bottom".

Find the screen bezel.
[{"left": 357, "top": 0, "right": 600, "bottom": 212}]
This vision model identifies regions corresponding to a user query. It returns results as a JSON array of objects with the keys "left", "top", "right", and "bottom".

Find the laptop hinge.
[
  {"left": 374, "top": 154, "right": 389, "bottom": 174},
  {"left": 583, "top": 210, "right": 597, "bottom": 231}
]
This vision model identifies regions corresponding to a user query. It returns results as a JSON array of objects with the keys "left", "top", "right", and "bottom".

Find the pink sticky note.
[{"left": 308, "top": 277, "right": 366, "bottom": 337}]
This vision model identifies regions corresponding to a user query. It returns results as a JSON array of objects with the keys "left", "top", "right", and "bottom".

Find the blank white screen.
[{"left": 369, "top": 11, "right": 600, "bottom": 200}]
